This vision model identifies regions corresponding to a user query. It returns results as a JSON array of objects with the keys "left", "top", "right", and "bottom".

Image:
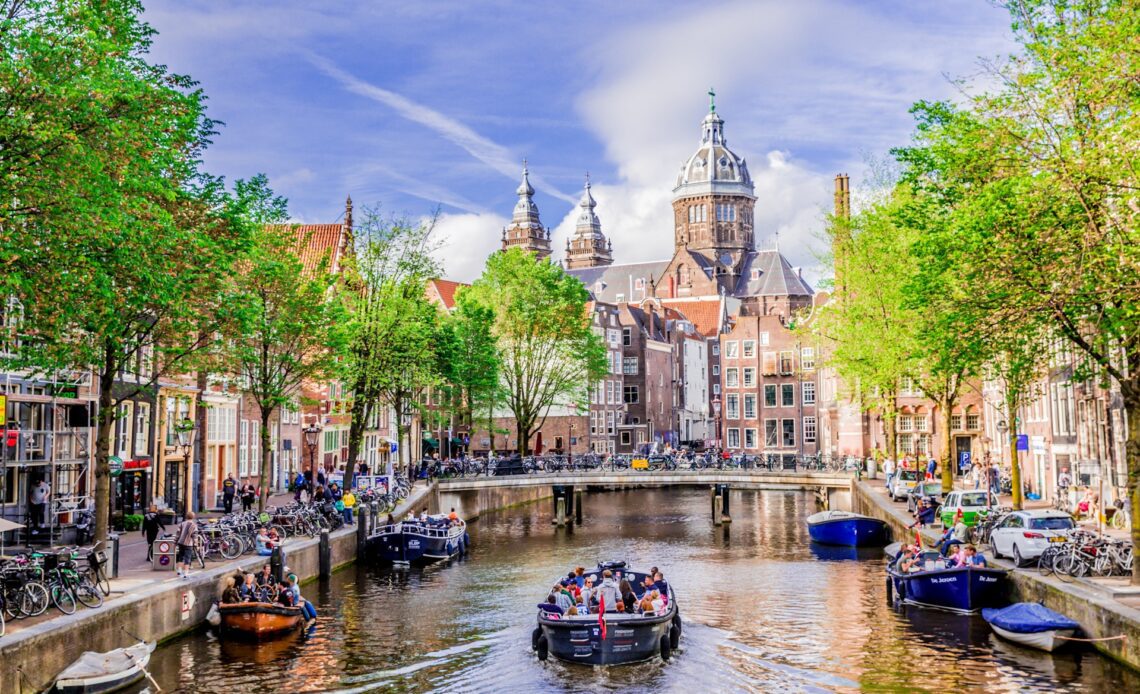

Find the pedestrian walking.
[
  {"left": 925, "top": 458, "right": 937, "bottom": 481},
  {"left": 987, "top": 464, "right": 1000, "bottom": 498},
  {"left": 176, "top": 511, "right": 198, "bottom": 578},
  {"left": 222, "top": 473, "right": 237, "bottom": 514},
  {"left": 883, "top": 457, "right": 896, "bottom": 491},
  {"left": 241, "top": 482, "right": 256, "bottom": 512},
  {"left": 142, "top": 505, "right": 166, "bottom": 561}
]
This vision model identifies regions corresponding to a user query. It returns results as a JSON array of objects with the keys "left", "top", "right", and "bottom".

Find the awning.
[{"left": 422, "top": 436, "right": 439, "bottom": 446}]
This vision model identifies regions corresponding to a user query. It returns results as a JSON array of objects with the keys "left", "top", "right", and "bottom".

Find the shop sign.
[
  {"left": 109, "top": 456, "right": 124, "bottom": 477},
  {"left": 124, "top": 458, "right": 151, "bottom": 470},
  {"left": 0, "top": 394, "right": 5, "bottom": 425}
]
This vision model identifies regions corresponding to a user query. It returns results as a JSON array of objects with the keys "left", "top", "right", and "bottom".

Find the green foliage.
[
  {"left": 122, "top": 514, "right": 143, "bottom": 532},
  {"left": 461, "top": 248, "right": 607, "bottom": 456},
  {"left": 434, "top": 300, "right": 500, "bottom": 437}
]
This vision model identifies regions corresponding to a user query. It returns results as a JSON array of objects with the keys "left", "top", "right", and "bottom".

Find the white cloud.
[{"left": 430, "top": 212, "right": 508, "bottom": 283}]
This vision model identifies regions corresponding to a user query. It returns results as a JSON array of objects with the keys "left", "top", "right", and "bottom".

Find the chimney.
[{"left": 833, "top": 174, "right": 850, "bottom": 219}]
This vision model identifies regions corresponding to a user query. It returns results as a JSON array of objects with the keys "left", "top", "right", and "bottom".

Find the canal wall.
[
  {"left": 852, "top": 480, "right": 1140, "bottom": 672},
  {"left": 0, "top": 482, "right": 436, "bottom": 694}
]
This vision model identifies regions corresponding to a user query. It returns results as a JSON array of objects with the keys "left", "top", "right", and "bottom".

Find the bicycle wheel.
[
  {"left": 220, "top": 535, "right": 243, "bottom": 560},
  {"left": 51, "top": 584, "right": 77, "bottom": 614},
  {"left": 1037, "top": 551, "right": 1054, "bottom": 576},
  {"left": 91, "top": 566, "right": 111, "bottom": 597},
  {"left": 19, "top": 581, "right": 50, "bottom": 617},
  {"left": 195, "top": 545, "right": 207, "bottom": 569},
  {"left": 74, "top": 581, "right": 103, "bottom": 609}
]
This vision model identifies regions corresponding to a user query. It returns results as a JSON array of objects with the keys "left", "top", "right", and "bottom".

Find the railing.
[
  {"left": 372, "top": 519, "right": 466, "bottom": 540},
  {"left": 425, "top": 453, "right": 861, "bottom": 479}
]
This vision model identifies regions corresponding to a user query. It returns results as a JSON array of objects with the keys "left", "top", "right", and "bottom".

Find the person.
[
  {"left": 222, "top": 473, "right": 237, "bottom": 514},
  {"left": 276, "top": 580, "right": 295, "bottom": 607},
  {"left": 652, "top": 571, "right": 669, "bottom": 597},
  {"left": 255, "top": 527, "right": 277, "bottom": 556},
  {"left": 241, "top": 482, "right": 257, "bottom": 513},
  {"left": 316, "top": 467, "right": 327, "bottom": 490},
  {"left": 419, "top": 507, "right": 429, "bottom": 522},
  {"left": 539, "top": 594, "right": 565, "bottom": 616},
  {"left": 898, "top": 546, "right": 924, "bottom": 573},
  {"left": 960, "top": 545, "right": 987, "bottom": 568},
  {"left": 596, "top": 569, "right": 621, "bottom": 612},
  {"left": 935, "top": 510, "right": 970, "bottom": 557},
  {"left": 359, "top": 462, "right": 370, "bottom": 478},
  {"left": 255, "top": 563, "right": 274, "bottom": 588},
  {"left": 293, "top": 470, "right": 305, "bottom": 502},
  {"left": 28, "top": 477, "right": 50, "bottom": 533},
  {"left": 583, "top": 575, "right": 597, "bottom": 607},
  {"left": 238, "top": 572, "right": 260, "bottom": 601},
  {"left": 970, "top": 461, "right": 982, "bottom": 490},
  {"left": 883, "top": 457, "right": 896, "bottom": 491},
  {"left": 573, "top": 567, "right": 586, "bottom": 588},
  {"left": 618, "top": 579, "right": 636, "bottom": 613},
  {"left": 638, "top": 593, "right": 655, "bottom": 614},
  {"left": 988, "top": 464, "right": 1001, "bottom": 498},
  {"left": 909, "top": 499, "right": 936, "bottom": 528},
  {"left": 221, "top": 575, "right": 242, "bottom": 604},
  {"left": 302, "top": 468, "right": 314, "bottom": 502},
  {"left": 448, "top": 508, "right": 459, "bottom": 523},
  {"left": 142, "top": 504, "right": 166, "bottom": 561},
  {"left": 341, "top": 489, "right": 355, "bottom": 525},
  {"left": 553, "top": 583, "right": 574, "bottom": 612},
  {"left": 288, "top": 573, "right": 317, "bottom": 622},
  {"left": 176, "top": 511, "right": 198, "bottom": 578}
]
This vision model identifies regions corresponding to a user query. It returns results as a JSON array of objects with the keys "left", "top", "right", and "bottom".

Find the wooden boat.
[
  {"left": 368, "top": 517, "right": 469, "bottom": 564},
  {"left": 51, "top": 641, "right": 155, "bottom": 694},
  {"left": 534, "top": 561, "right": 681, "bottom": 666},
  {"left": 806, "top": 510, "right": 890, "bottom": 547},
  {"left": 887, "top": 553, "right": 1008, "bottom": 614},
  {"left": 982, "top": 603, "right": 1079, "bottom": 652},
  {"left": 218, "top": 601, "right": 304, "bottom": 638}
]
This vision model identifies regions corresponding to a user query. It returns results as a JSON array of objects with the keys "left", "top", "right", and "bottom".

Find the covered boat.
[
  {"left": 533, "top": 561, "right": 681, "bottom": 666},
  {"left": 51, "top": 641, "right": 155, "bottom": 694},
  {"left": 982, "top": 602, "right": 1079, "bottom": 652},
  {"left": 807, "top": 510, "right": 890, "bottom": 547},
  {"left": 887, "top": 551, "right": 1008, "bottom": 613},
  {"left": 218, "top": 602, "right": 304, "bottom": 638},
  {"left": 368, "top": 517, "right": 469, "bottom": 564}
]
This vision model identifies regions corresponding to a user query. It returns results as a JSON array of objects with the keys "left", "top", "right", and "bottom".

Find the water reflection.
[{"left": 145, "top": 488, "right": 1138, "bottom": 693}]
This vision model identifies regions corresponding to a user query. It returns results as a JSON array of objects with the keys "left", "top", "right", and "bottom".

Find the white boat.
[
  {"left": 988, "top": 622, "right": 1076, "bottom": 652},
  {"left": 982, "top": 603, "right": 1080, "bottom": 653},
  {"left": 51, "top": 641, "right": 156, "bottom": 694}
]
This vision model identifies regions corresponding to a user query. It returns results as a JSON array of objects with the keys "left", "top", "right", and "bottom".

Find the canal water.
[{"left": 147, "top": 489, "right": 1139, "bottom": 692}]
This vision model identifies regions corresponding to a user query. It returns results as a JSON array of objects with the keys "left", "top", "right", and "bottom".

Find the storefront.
[{"left": 112, "top": 458, "right": 151, "bottom": 515}]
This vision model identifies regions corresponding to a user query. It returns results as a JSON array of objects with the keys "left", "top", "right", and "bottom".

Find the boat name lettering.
[
  {"left": 932, "top": 577, "right": 959, "bottom": 584},
  {"left": 614, "top": 629, "right": 635, "bottom": 637},
  {"left": 978, "top": 576, "right": 997, "bottom": 583},
  {"left": 408, "top": 540, "right": 420, "bottom": 548},
  {"left": 613, "top": 644, "right": 633, "bottom": 652}
]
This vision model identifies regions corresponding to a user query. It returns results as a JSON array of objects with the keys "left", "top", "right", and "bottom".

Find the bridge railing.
[{"left": 423, "top": 453, "right": 861, "bottom": 480}]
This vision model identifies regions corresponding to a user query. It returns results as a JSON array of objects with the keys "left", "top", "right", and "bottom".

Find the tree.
[
  {"left": 434, "top": 299, "right": 500, "bottom": 451},
  {"left": 0, "top": 1, "right": 245, "bottom": 542},
  {"left": 223, "top": 176, "right": 347, "bottom": 510},
  {"left": 462, "top": 248, "right": 607, "bottom": 457}
]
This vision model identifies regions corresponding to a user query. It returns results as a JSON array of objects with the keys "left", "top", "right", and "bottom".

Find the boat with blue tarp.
[
  {"left": 982, "top": 602, "right": 1080, "bottom": 652},
  {"left": 806, "top": 510, "right": 890, "bottom": 547},
  {"left": 367, "top": 516, "right": 468, "bottom": 564},
  {"left": 886, "top": 544, "right": 1008, "bottom": 614}
]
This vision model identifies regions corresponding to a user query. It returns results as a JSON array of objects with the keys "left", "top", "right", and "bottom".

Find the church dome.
[{"left": 673, "top": 95, "right": 754, "bottom": 200}]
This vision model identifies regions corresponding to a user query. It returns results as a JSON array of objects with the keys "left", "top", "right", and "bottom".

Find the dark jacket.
[{"left": 141, "top": 512, "right": 166, "bottom": 540}]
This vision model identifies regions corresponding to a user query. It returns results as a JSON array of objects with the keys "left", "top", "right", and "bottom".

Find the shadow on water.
[{"left": 140, "top": 488, "right": 1140, "bottom": 693}]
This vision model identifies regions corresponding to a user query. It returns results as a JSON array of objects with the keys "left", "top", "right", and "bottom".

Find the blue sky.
[{"left": 144, "top": 0, "right": 1015, "bottom": 282}]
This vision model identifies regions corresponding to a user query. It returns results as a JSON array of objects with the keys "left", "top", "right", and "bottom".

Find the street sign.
[
  {"left": 108, "top": 456, "right": 124, "bottom": 477},
  {"left": 181, "top": 591, "right": 196, "bottom": 621},
  {"left": 1016, "top": 435, "right": 1029, "bottom": 451},
  {"left": 0, "top": 394, "right": 5, "bottom": 425},
  {"left": 389, "top": 442, "right": 398, "bottom": 453}
]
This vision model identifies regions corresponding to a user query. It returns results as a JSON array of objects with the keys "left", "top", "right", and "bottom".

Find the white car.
[
  {"left": 888, "top": 470, "right": 920, "bottom": 501},
  {"left": 989, "top": 510, "right": 1075, "bottom": 567}
]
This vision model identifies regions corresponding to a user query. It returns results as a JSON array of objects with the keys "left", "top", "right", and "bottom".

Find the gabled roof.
[
  {"left": 566, "top": 260, "right": 671, "bottom": 304},
  {"left": 734, "top": 250, "right": 814, "bottom": 298},
  {"left": 659, "top": 297, "right": 725, "bottom": 338},
  {"left": 265, "top": 223, "right": 348, "bottom": 277},
  {"left": 426, "top": 278, "right": 467, "bottom": 310}
]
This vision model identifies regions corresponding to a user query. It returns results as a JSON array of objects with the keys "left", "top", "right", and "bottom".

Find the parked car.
[
  {"left": 889, "top": 470, "right": 920, "bottom": 501},
  {"left": 989, "top": 510, "right": 1076, "bottom": 566},
  {"left": 939, "top": 489, "right": 997, "bottom": 527},
  {"left": 906, "top": 482, "right": 944, "bottom": 514}
]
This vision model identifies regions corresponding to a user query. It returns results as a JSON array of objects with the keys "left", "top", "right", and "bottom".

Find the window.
[
  {"left": 764, "top": 385, "right": 777, "bottom": 408},
  {"left": 607, "top": 329, "right": 620, "bottom": 346},
  {"left": 916, "top": 416, "right": 929, "bottom": 432},
  {"left": 116, "top": 402, "right": 133, "bottom": 458},
  {"left": 803, "top": 416, "right": 817, "bottom": 443},
  {"left": 743, "top": 368, "right": 755, "bottom": 388},
  {"left": 801, "top": 347, "right": 815, "bottom": 370},
  {"left": 951, "top": 414, "right": 963, "bottom": 431},
  {"left": 607, "top": 381, "right": 617, "bottom": 405},
  {"left": 622, "top": 327, "right": 632, "bottom": 346},
  {"left": 711, "top": 343, "right": 719, "bottom": 356},
  {"left": 725, "top": 368, "right": 739, "bottom": 388},
  {"left": 727, "top": 428, "right": 740, "bottom": 448},
  {"left": 762, "top": 352, "right": 778, "bottom": 375},
  {"left": 606, "top": 410, "right": 615, "bottom": 435},
  {"left": 779, "top": 351, "right": 794, "bottom": 374},
  {"left": 239, "top": 420, "right": 249, "bottom": 475},
  {"left": 623, "top": 357, "right": 638, "bottom": 375},
  {"left": 781, "top": 419, "right": 796, "bottom": 447},
  {"left": 743, "top": 394, "right": 756, "bottom": 418},
  {"left": 725, "top": 341, "right": 738, "bottom": 359},
  {"left": 744, "top": 428, "right": 757, "bottom": 449},
  {"left": 712, "top": 364, "right": 720, "bottom": 376},
  {"left": 765, "top": 420, "right": 778, "bottom": 447},
  {"left": 611, "top": 350, "right": 621, "bottom": 375},
  {"left": 712, "top": 383, "right": 721, "bottom": 395},
  {"left": 590, "top": 411, "right": 598, "bottom": 435},
  {"left": 899, "top": 433, "right": 914, "bottom": 454},
  {"left": 916, "top": 435, "right": 930, "bottom": 455},
  {"left": 135, "top": 402, "right": 151, "bottom": 456},
  {"left": 623, "top": 386, "right": 639, "bottom": 404},
  {"left": 966, "top": 413, "right": 981, "bottom": 431},
  {"left": 620, "top": 431, "right": 631, "bottom": 446},
  {"left": 726, "top": 394, "right": 739, "bottom": 419},
  {"left": 781, "top": 383, "right": 794, "bottom": 407},
  {"left": 898, "top": 415, "right": 913, "bottom": 432},
  {"left": 251, "top": 421, "right": 261, "bottom": 470},
  {"left": 742, "top": 340, "right": 755, "bottom": 358},
  {"left": 759, "top": 332, "right": 770, "bottom": 347},
  {"left": 802, "top": 381, "right": 816, "bottom": 405}
]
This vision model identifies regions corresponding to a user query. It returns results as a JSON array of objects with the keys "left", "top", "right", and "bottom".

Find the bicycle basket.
[
  {"left": 43, "top": 553, "right": 59, "bottom": 571},
  {"left": 87, "top": 550, "right": 108, "bottom": 569}
]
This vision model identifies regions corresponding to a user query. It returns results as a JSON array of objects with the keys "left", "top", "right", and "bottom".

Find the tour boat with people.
[
  {"left": 368, "top": 514, "right": 469, "bottom": 564},
  {"left": 50, "top": 641, "right": 156, "bottom": 694},
  {"left": 533, "top": 561, "right": 682, "bottom": 666},
  {"left": 982, "top": 602, "right": 1080, "bottom": 652},
  {"left": 806, "top": 510, "right": 890, "bottom": 547},
  {"left": 217, "top": 602, "right": 305, "bottom": 639},
  {"left": 885, "top": 542, "right": 1008, "bottom": 614}
]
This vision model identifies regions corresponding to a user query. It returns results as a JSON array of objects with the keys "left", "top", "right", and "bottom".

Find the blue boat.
[
  {"left": 806, "top": 511, "right": 890, "bottom": 547},
  {"left": 982, "top": 603, "right": 1080, "bottom": 652},
  {"left": 367, "top": 517, "right": 469, "bottom": 564},
  {"left": 887, "top": 556, "right": 1008, "bottom": 614}
]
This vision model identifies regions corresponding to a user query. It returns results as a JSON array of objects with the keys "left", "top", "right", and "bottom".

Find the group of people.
[
  {"left": 893, "top": 542, "right": 987, "bottom": 572},
  {"left": 221, "top": 473, "right": 258, "bottom": 514},
  {"left": 540, "top": 567, "right": 671, "bottom": 617},
  {"left": 291, "top": 469, "right": 356, "bottom": 525},
  {"left": 220, "top": 565, "right": 317, "bottom": 624}
]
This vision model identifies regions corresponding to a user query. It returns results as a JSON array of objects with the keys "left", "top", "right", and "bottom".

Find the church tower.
[
  {"left": 671, "top": 90, "right": 756, "bottom": 279},
  {"left": 501, "top": 161, "right": 552, "bottom": 260},
  {"left": 564, "top": 175, "right": 613, "bottom": 269}
]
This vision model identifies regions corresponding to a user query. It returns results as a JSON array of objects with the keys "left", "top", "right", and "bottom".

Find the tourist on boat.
[
  {"left": 221, "top": 574, "right": 242, "bottom": 604},
  {"left": 286, "top": 574, "right": 318, "bottom": 622},
  {"left": 638, "top": 592, "right": 655, "bottom": 614},
  {"left": 419, "top": 507, "right": 430, "bottom": 522},
  {"left": 539, "top": 594, "right": 565, "bottom": 616},
  {"left": 935, "top": 510, "right": 970, "bottom": 556},
  {"left": 553, "top": 583, "right": 574, "bottom": 611},
  {"left": 652, "top": 571, "right": 669, "bottom": 597},
  {"left": 573, "top": 567, "right": 586, "bottom": 588},
  {"left": 238, "top": 572, "right": 260, "bottom": 601},
  {"left": 618, "top": 579, "right": 636, "bottom": 613},
  {"left": 277, "top": 580, "right": 295, "bottom": 607},
  {"left": 594, "top": 570, "right": 622, "bottom": 612},
  {"left": 448, "top": 508, "right": 459, "bottom": 523},
  {"left": 255, "top": 564, "right": 273, "bottom": 588}
]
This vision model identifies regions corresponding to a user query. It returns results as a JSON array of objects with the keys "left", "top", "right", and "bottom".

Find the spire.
[
  {"left": 516, "top": 159, "right": 535, "bottom": 197},
  {"left": 344, "top": 195, "right": 353, "bottom": 231},
  {"left": 512, "top": 159, "right": 541, "bottom": 227},
  {"left": 564, "top": 172, "right": 613, "bottom": 269},
  {"left": 574, "top": 173, "right": 601, "bottom": 239},
  {"left": 708, "top": 87, "right": 716, "bottom": 113},
  {"left": 501, "top": 159, "right": 551, "bottom": 260}
]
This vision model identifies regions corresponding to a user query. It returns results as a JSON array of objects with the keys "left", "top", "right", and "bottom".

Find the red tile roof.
[
  {"left": 266, "top": 223, "right": 346, "bottom": 277},
  {"left": 426, "top": 278, "right": 467, "bottom": 310},
  {"left": 660, "top": 298, "right": 724, "bottom": 337}
]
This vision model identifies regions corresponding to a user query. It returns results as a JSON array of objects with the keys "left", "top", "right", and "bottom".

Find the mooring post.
[
  {"left": 357, "top": 503, "right": 370, "bottom": 559},
  {"left": 713, "top": 494, "right": 723, "bottom": 526},
  {"left": 574, "top": 489, "right": 583, "bottom": 524},
  {"left": 319, "top": 528, "right": 331, "bottom": 579},
  {"left": 719, "top": 484, "right": 732, "bottom": 523},
  {"left": 555, "top": 497, "right": 567, "bottom": 526}
]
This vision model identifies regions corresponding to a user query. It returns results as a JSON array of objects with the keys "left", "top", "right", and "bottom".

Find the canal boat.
[
  {"left": 806, "top": 510, "right": 890, "bottom": 547},
  {"left": 368, "top": 516, "right": 469, "bottom": 564},
  {"left": 982, "top": 603, "right": 1079, "bottom": 652},
  {"left": 533, "top": 561, "right": 681, "bottom": 666},
  {"left": 51, "top": 641, "right": 155, "bottom": 694},
  {"left": 886, "top": 549, "right": 1008, "bottom": 614},
  {"left": 218, "top": 602, "right": 304, "bottom": 638}
]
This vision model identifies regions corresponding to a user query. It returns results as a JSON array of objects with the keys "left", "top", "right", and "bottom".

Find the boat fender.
[
  {"left": 206, "top": 602, "right": 221, "bottom": 627},
  {"left": 532, "top": 626, "right": 542, "bottom": 651},
  {"left": 672, "top": 613, "right": 682, "bottom": 636},
  {"left": 670, "top": 624, "right": 681, "bottom": 649},
  {"left": 885, "top": 576, "right": 893, "bottom": 605},
  {"left": 659, "top": 634, "right": 672, "bottom": 661},
  {"left": 536, "top": 634, "right": 549, "bottom": 661}
]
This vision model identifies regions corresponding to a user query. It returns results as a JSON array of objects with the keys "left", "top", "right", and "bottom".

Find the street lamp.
[
  {"left": 303, "top": 422, "right": 322, "bottom": 483},
  {"left": 173, "top": 418, "right": 196, "bottom": 517},
  {"left": 712, "top": 395, "right": 722, "bottom": 451}
]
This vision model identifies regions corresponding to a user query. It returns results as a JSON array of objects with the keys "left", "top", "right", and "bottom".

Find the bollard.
[
  {"left": 109, "top": 533, "right": 121, "bottom": 579},
  {"left": 555, "top": 497, "right": 566, "bottom": 527},
  {"left": 270, "top": 546, "right": 284, "bottom": 583},
  {"left": 319, "top": 528, "right": 331, "bottom": 579},
  {"left": 574, "top": 490, "right": 583, "bottom": 524},
  {"left": 370, "top": 502, "right": 380, "bottom": 536},
  {"left": 357, "top": 503, "right": 370, "bottom": 559},
  {"left": 718, "top": 484, "right": 732, "bottom": 524},
  {"left": 713, "top": 495, "right": 723, "bottom": 526}
]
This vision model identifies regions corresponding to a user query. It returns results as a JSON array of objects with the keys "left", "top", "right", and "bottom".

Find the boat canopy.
[{"left": 983, "top": 603, "right": 1079, "bottom": 634}]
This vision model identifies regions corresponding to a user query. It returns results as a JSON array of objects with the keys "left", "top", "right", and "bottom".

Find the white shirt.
[{"left": 883, "top": 459, "right": 895, "bottom": 475}]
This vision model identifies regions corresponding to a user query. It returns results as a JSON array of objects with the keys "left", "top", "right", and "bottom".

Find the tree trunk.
[
  {"left": 93, "top": 344, "right": 116, "bottom": 543},
  {"left": 195, "top": 369, "right": 208, "bottom": 513},
  {"left": 345, "top": 397, "right": 369, "bottom": 491},
  {"left": 517, "top": 421, "right": 528, "bottom": 457},
  {"left": 258, "top": 407, "right": 273, "bottom": 511},
  {"left": 1005, "top": 389, "right": 1023, "bottom": 510},
  {"left": 940, "top": 396, "right": 955, "bottom": 490},
  {"left": 1125, "top": 393, "right": 1140, "bottom": 585}
]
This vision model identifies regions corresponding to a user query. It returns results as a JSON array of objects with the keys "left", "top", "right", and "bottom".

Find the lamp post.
[
  {"left": 712, "top": 395, "right": 722, "bottom": 452},
  {"left": 303, "top": 422, "right": 322, "bottom": 486},
  {"left": 173, "top": 417, "right": 197, "bottom": 517}
]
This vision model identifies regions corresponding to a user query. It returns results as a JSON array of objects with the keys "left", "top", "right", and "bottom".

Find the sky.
[{"left": 143, "top": 0, "right": 1016, "bottom": 284}]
